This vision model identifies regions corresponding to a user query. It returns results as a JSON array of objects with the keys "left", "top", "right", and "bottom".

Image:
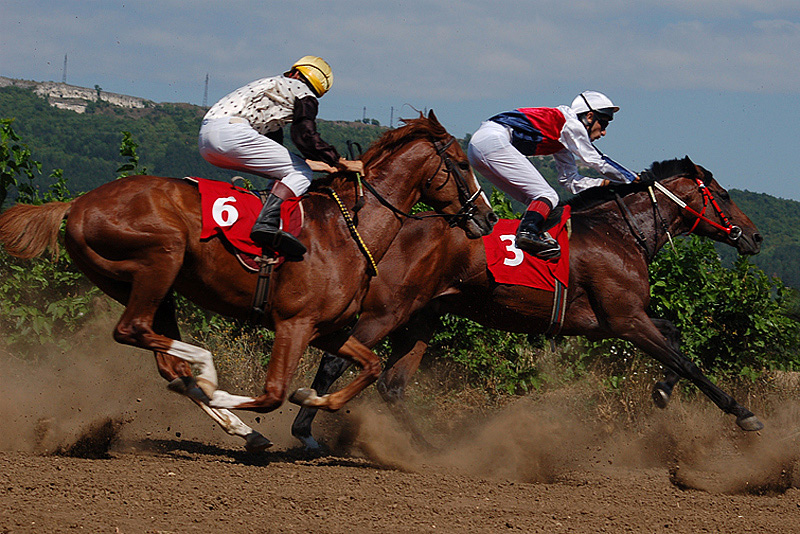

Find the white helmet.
[{"left": 570, "top": 91, "right": 619, "bottom": 120}]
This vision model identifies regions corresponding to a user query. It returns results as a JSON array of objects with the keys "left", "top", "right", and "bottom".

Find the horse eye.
[{"left": 457, "top": 161, "right": 470, "bottom": 171}]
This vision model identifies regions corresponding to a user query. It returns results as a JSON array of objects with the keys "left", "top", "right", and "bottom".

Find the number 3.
[
  {"left": 212, "top": 196, "right": 239, "bottom": 227},
  {"left": 500, "top": 234, "right": 523, "bottom": 266}
]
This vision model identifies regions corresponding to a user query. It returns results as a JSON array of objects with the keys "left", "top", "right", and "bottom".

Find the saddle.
[
  {"left": 482, "top": 206, "right": 572, "bottom": 336},
  {"left": 186, "top": 177, "right": 304, "bottom": 272}
]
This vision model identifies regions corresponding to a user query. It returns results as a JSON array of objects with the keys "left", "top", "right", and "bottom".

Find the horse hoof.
[
  {"left": 167, "top": 377, "right": 189, "bottom": 395},
  {"left": 289, "top": 388, "right": 319, "bottom": 406},
  {"left": 244, "top": 431, "right": 273, "bottom": 452},
  {"left": 652, "top": 381, "right": 673, "bottom": 409},
  {"left": 296, "top": 434, "right": 322, "bottom": 451},
  {"left": 736, "top": 414, "right": 764, "bottom": 432}
]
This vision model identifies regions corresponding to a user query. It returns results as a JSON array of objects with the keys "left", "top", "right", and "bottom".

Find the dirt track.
[{"left": 3, "top": 341, "right": 800, "bottom": 533}]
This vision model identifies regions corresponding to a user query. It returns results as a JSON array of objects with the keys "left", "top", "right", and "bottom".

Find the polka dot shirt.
[{"left": 204, "top": 75, "right": 317, "bottom": 135}]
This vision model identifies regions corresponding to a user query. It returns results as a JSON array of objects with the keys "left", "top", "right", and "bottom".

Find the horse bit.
[
  {"left": 617, "top": 174, "right": 742, "bottom": 260},
  {"left": 355, "top": 136, "right": 484, "bottom": 228}
]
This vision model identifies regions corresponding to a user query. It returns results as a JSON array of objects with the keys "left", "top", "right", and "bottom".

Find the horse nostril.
[
  {"left": 488, "top": 211, "right": 499, "bottom": 225},
  {"left": 754, "top": 233, "right": 763, "bottom": 244}
]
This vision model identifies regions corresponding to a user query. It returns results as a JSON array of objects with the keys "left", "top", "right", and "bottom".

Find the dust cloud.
[
  {"left": 0, "top": 317, "right": 298, "bottom": 455},
  {"left": 341, "top": 383, "right": 800, "bottom": 495},
  {"left": 3, "top": 316, "right": 800, "bottom": 496}
]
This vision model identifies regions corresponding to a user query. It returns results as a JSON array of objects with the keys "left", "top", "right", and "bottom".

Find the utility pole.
[
  {"left": 202, "top": 73, "right": 209, "bottom": 107},
  {"left": 362, "top": 106, "right": 367, "bottom": 123},
  {"left": 62, "top": 54, "right": 67, "bottom": 84}
]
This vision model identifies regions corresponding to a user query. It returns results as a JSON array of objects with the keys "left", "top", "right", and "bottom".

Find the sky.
[{"left": 2, "top": 0, "right": 799, "bottom": 200}]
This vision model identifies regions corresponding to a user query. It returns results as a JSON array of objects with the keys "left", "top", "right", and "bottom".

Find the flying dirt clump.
[{"left": 51, "top": 417, "right": 125, "bottom": 459}]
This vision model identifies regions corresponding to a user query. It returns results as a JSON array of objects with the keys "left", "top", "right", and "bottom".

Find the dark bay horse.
[
  {"left": 291, "top": 157, "right": 764, "bottom": 449},
  {"left": 0, "top": 112, "right": 497, "bottom": 450}
]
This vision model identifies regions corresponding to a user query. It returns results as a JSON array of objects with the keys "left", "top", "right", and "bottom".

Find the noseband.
[
  {"left": 652, "top": 176, "right": 742, "bottom": 241},
  {"left": 431, "top": 137, "right": 484, "bottom": 228}
]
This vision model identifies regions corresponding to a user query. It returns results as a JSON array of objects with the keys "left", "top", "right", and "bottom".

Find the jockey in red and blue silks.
[{"left": 468, "top": 91, "right": 637, "bottom": 260}]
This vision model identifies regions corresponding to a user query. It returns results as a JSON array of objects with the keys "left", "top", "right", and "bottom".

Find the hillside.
[
  {"left": 0, "top": 80, "right": 386, "bottom": 194},
  {"left": 1, "top": 79, "right": 799, "bottom": 288},
  {"left": 717, "top": 190, "right": 800, "bottom": 288}
]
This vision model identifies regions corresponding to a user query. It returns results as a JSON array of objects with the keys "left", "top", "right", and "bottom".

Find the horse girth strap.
[
  {"left": 326, "top": 188, "right": 379, "bottom": 277},
  {"left": 249, "top": 256, "right": 279, "bottom": 325}
]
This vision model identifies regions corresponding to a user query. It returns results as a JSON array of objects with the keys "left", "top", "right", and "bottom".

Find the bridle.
[
  {"left": 614, "top": 173, "right": 742, "bottom": 261},
  {"left": 431, "top": 137, "right": 484, "bottom": 227},
  {"left": 357, "top": 136, "right": 484, "bottom": 227},
  {"left": 651, "top": 175, "right": 742, "bottom": 241}
]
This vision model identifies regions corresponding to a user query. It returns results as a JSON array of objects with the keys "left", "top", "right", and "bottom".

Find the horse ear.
[{"left": 427, "top": 109, "right": 439, "bottom": 124}]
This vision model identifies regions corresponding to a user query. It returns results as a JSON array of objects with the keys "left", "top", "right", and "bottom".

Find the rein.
[
  {"left": 613, "top": 174, "right": 742, "bottom": 261},
  {"left": 355, "top": 136, "right": 483, "bottom": 226},
  {"left": 652, "top": 178, "right": 742, "bottom": 241},
  {"left": 326, "top": 135, "right": 483, "bottom": 277}
]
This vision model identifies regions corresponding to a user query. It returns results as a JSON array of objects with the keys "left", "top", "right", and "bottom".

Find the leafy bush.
[
  {"left": 580, "top": 236, "right": 800, "bottom": 386},
  {"left": 0, "top": 250, "right": 100, "bottom": 355},
  {"left": 648, "top": 236, "right": 800, "bottom": 375}
]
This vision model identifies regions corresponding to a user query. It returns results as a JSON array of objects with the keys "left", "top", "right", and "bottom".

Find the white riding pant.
[
  {"left": 467, "top": 121, "right": 559, "bottom": 208},
  {"left": 198, "top": 117, "right": 312, "bottom": 196}
]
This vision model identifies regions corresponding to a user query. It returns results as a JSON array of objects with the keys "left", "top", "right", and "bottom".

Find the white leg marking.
[
  {"left": 196, "top": 403, "right": 254, "bottom": 438},
  {"left": 166, "top": 340, "right": 218, "bottom": 390},
  {"left": 208, "top": 389, "right": 256, "bottom": 409}
]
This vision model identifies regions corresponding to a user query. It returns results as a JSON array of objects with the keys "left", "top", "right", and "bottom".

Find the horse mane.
[
  {"left": 566, "top": 156, "right": 705, "bottom": 213},
  {"left": 308, "top": 112, "right": 450, "bottom": 195},
  {"left": 360, "top": 113, "right": 449, "bottom": 167}
]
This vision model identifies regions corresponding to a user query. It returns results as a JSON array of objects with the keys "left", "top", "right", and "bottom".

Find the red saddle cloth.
[
  {"left": 191, "top": 177, "right": 303, "bottom": 257},
  {"left": 482, "top": 206, "right": 571, "bottom": 291}
]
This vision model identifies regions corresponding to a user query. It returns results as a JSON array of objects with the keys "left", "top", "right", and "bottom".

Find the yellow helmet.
[{"left": 288, "top": 56, "right": 333, "bottom": 97}]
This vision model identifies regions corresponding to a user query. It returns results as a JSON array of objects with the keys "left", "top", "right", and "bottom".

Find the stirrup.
[
  {"left": 516, "top": 231, "right": 561, "bottom": 260},
  {"left": 251, "top": 227, "right": 307, "bottom": 259}
]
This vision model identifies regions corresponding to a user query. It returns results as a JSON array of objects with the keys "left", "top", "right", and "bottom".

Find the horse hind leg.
[
  {"left": 153, "top": 296, "right": 271, "bottom": 451},
  {"left": 650, "top": 318, "right": 681, "bottom": 409},
  {"left": 107, "top": 260, "right": 257, "bottom": 408}
]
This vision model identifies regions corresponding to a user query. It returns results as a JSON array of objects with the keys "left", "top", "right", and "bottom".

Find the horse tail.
[{"left": 0, "top": 201, "right": 73, "bottom": 259}]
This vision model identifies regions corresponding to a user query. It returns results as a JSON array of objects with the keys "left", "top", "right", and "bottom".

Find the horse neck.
[
  {"left": 347, "top": 141, "right": 436, "bottom": 261},
  {"left": 575, "top": 185, "right": 688, "bottom": 263}
]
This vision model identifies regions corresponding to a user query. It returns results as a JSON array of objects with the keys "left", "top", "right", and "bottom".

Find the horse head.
[
  {"left": 362, "top": 110, "right": 497, "bottom": 238},
  {"left": 648, "top": 156, "right": 762, "bottom": 255}
]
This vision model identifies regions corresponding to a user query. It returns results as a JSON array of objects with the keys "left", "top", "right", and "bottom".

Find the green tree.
[{"left": 0, "top": 118, "right": 42, "bottom": 206}]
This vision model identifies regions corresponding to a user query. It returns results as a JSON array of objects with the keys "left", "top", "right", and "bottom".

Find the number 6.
[{"left": 212, "top": 196, "right": 239, "bottom": 227}]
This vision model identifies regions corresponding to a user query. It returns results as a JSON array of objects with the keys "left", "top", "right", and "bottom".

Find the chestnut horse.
[
  {"left": 291, "top": 157, "right": 764, "bottom": 449},
  {"left": 0, "top": 112, "right": 496, "bottom": 451}
]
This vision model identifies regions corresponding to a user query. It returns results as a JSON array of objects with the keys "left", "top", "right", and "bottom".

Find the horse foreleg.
[
  {"left": 222, "top": 322, "right": 314, "bottom": 413},
  {"left": 618, "top": 315, "right": 763, "bottom": 431},
  {"left": 291, "top": 352, "right": 353, "bottom": 449},
  {"left": 290, "top": 336, "right": 381, "bottom": 411},
  {"left": 376, "top": 328, "right": 436, "bottom": 450}
]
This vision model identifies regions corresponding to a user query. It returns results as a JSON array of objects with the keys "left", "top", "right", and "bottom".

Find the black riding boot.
[
  {"left": 250, "top": 193, "right": 307, "bottom": 259},
  {"left": 516, "top": 206, "right": 561, "bottom": 260}
]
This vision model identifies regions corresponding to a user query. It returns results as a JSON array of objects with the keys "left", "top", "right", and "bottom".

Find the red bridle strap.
[{"left": 651, "top": 178, "right": 741, "bottom": 239}]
